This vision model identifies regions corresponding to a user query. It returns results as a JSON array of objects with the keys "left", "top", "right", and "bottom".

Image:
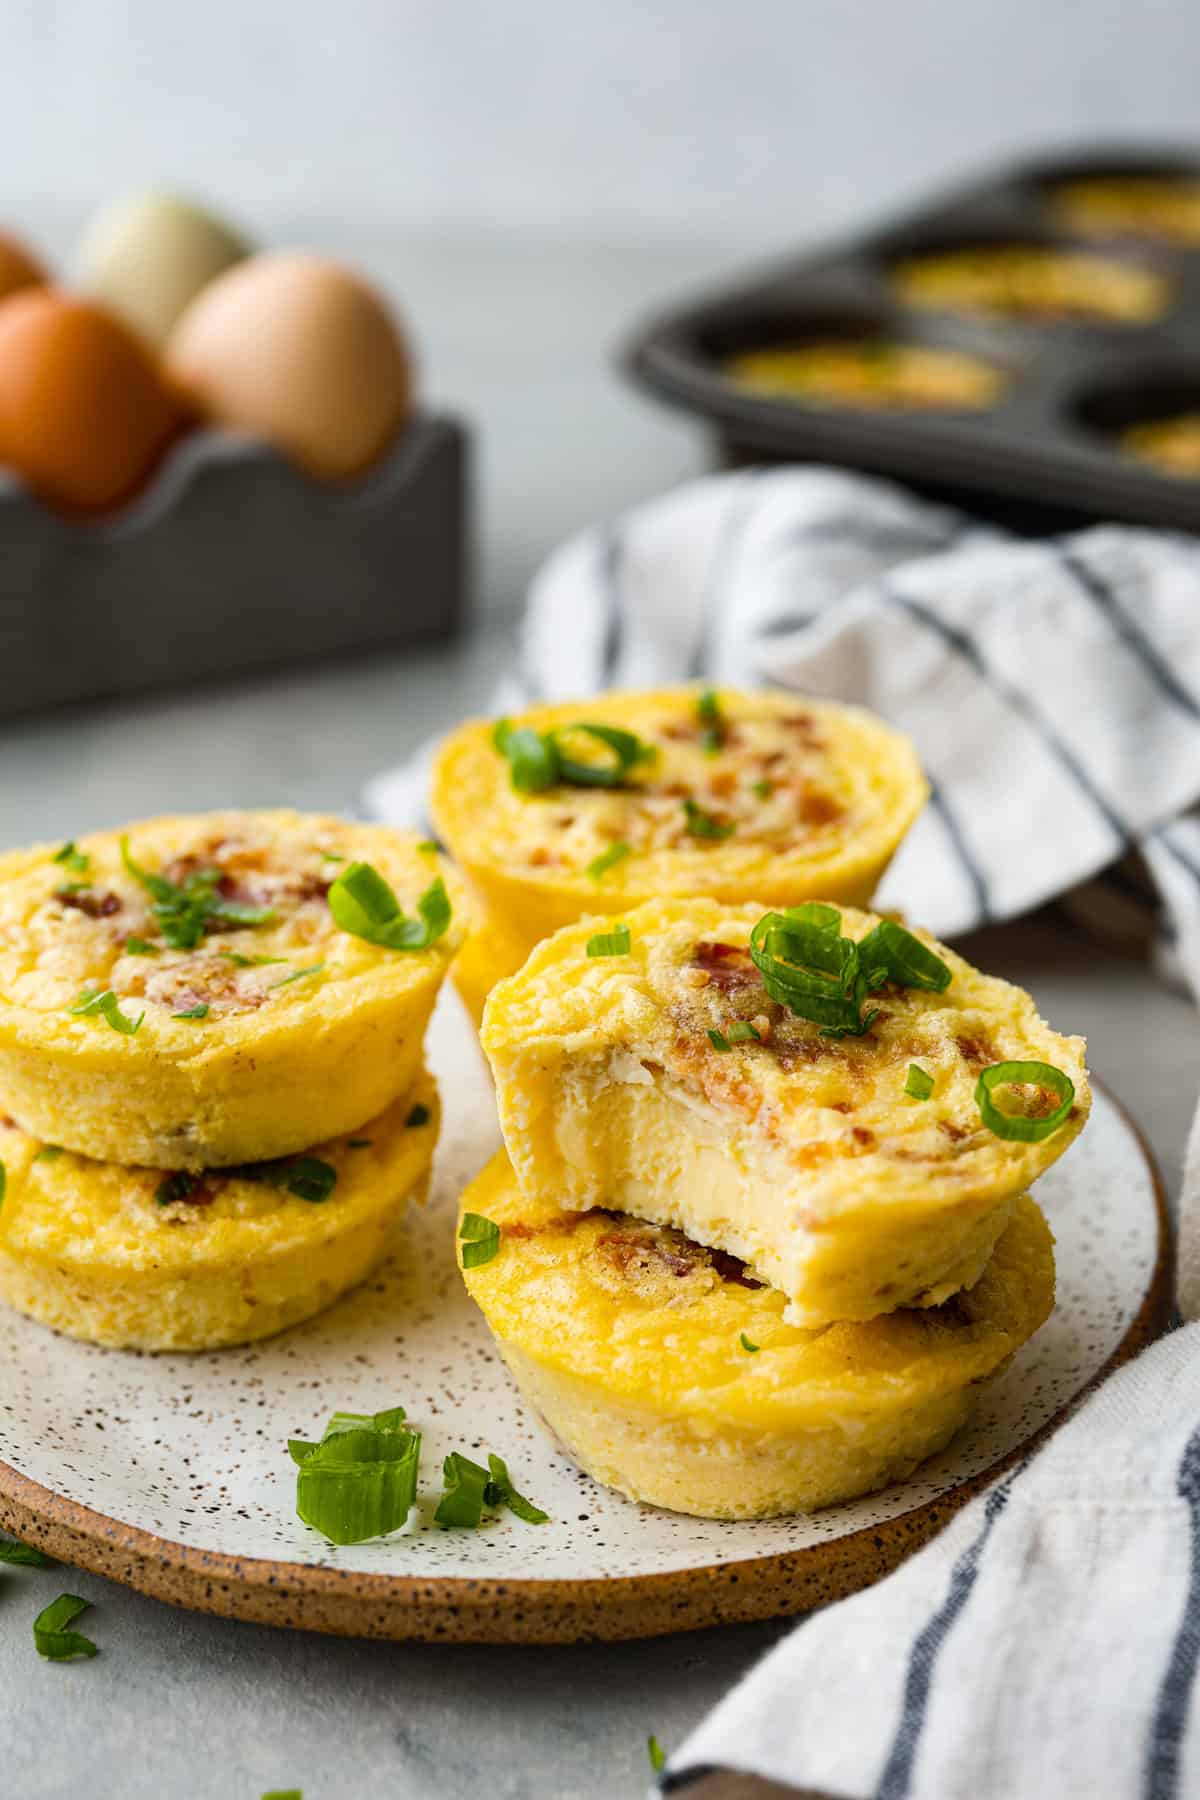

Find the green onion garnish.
[
  {"left": 708, "top": 1021, "right": 761, "bottom": 1051},
  {"left": 69, "top": 988, "right": 143, "bottom": 1035},
  {"left": 683, "top": 797, "right": 734, "bottom": 840},
  {"left": 228, "top": 1155, "right": 337, "bottom": 1204},
  {"left": 320, "top": 850, "right": 346, "bottom": 863},
  {"left": 33, "top": 1594, "right": 98, "bottom": 1661},
  {"left": 435, "top": 1452, "right": 492, "bottom": 1527},
  {"left": 751, "top": 778, "right": 774, "bottom": 801},
  {"left": 261, "top": 1790, "right": 303, "bottom": 1799},
  {"left": 120, "top": 837, "right": 275, "bottom": 949},
  {"left": 586, "top": 841, "right": 632, "bottom": 881},
  {"left": 156, "top": 1171, "right": 201, "bottom": 1206},
  {"left": 122, "top": 936, "right": 158, "bottom": 955},
  {"left": 975, "top": 1062, "right": 1075, "bottom": 1142},
  {"left": 33, "top": 1145, "right": 62, "bottom": 1162},
  {"left": 486, "top": 1452, "right": 549, "bottom": 1524},
  {"left": 748, "top": 910, "right": 878, "bottom": 1039},
  {"left": 492, "top": 720, "right": 560, "bottom": 793},
  {"left": 328, "top": 863, "right": 451, "bottom": 951},
  {"left": 459, "top": 1212, "right": 501, "bottom": 1268},
  {"left": 221, "top": 950, "right": 285, "bottom": 967},
  {"left": 292, "top": 1408, "right": 421, "bottom": 1546},
  {"left": 271, "top": 962, "right": 324, "bottom": 988},
  {"left": 174, "top": 1003, "right": 210, "bottom": 1020},
  {"left": 493, "top": 718, "right": 655, "bottom": 792},
  {"left": 739, "top": 1332, "right": 759, "bottom": 1354},
  {"left": 586, "top": 924, "right": 631, "bottom": 957},
  {"left": 905, "top": 1064, "right": 934, "bottom": 1100},
  {"left": 0, "top": 1533, "right": 54, "bottom": 1567},
  {"left": 856, "top": 919, "right": 951, "bottom": 993},
  {"left": 52, "top": 841, "right": 90, "bottom": 874},
  {"left": 405, "top": 1103, "right": 431, "bottom": 1128},
  {"left": 697, "top": 688, "right": 725, "bottom": 753},
  {"left": 417, "top": 840, "right": 438, "bottom": 854},
  {"left": 648, "top": 1736, "right": 667, "bottom": 1775}
]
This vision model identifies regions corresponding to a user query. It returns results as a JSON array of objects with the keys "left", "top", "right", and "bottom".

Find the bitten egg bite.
[
  {"left": 0, "top": 1069, "right": 438, "bottom": 1351},
  {"left": 431, "top": 686, "right": 927, "bottom": 1021},
  {"left": 459, "top": 1153, "right": 1055, "bottom": 1519},
  {"left": 0, "top": 811, "right": 465, "bottom": 1168},
  {"left": 482, "top": 898, "right": 1088, "bottom": 1327}
]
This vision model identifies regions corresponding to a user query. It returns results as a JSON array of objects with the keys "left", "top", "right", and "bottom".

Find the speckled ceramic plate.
[{"left": 0, "top": 990, "right": 1170, "bottom": 1644}]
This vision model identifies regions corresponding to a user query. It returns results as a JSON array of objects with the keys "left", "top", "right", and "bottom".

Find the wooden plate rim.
[{"left": 0, "top": 1082, "right": 1173, "bottom": 1644}]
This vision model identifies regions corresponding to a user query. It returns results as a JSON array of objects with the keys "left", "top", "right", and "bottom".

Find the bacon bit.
[
  {"left": 691, "top": 940, "right": 760, "bottom": 992},
  {"left": 527, "top": 847, "right": 557, "bottom": 868},
  {"left": 709, "top": 1247, "right": 765, "bottom": 1290},
  {"left": 680, "top": 966, "right": 711, "bottom": 989},
  {"left": 596, "top": 1226, "right": 696, "bottom": 1281},
  {"left": 554, "top": 815, "right": 576, "bottom": 830},
  {"left": 57, "top": 888, "right": 121, "bottom": 918},
  {"left": 938, "top": 1119, "right": 971, "bottom": 1142},
  {"left": 795, "top": 788, "right": 844, "bottom": 827},
  {"left": 782, "top": 712, "right": 825, "bottom": 747},
  {"left": 0, "top": 1115, "right": 15, "bottom": 1129},
  {"left": 955, "top": 1034, "right": 994, "bottom": 1068},
  {"left": 708, "top": 770, "right": 737, "bottom": 798},
  {"left": 829, "top": 1100, "right": 854, "bottom": 1114},
  {"left": 851, "top": 1126, "right": 875, "bottom": 1147}
]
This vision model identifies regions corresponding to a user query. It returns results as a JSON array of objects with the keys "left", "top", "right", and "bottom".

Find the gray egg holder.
[
  {"left": 0, "top": 410, "right": 468, "bottom": 720},
  {"left": 624, "top": 144, "right": 1200, "bottom": 533}
]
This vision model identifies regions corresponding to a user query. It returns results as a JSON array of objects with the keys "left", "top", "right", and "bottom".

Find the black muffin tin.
[{"left": 624, "top": 145, "right": 1200, "bottom": 533}]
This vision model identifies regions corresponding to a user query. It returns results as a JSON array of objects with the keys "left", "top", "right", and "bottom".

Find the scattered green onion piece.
[
  {"left": 696, "top": 688, "right": 725, "bottom": 754},
  {"left": 748, "top": 912, "right": 877, "bottom": 1038},
  {"left": 905, "top": 1064, "right": 935, "bottom": 1100},
  {"left": 459, "top": 1212, "right": 501, "bottom": 1269},
  {"left": 551, "top": 722, "right": 655, "bottom": 788},
  {"left": 321, "top": 850, "right": 346, "bottom": 863},
  {"left": 739, "top": 1332, "right": 759, "bottom": 1354},
  {"left": 328, "top": 863, "right": 451, "bottom": 951},
  {"left": 69, "top": 988, "right": 143, "bottom": 1036},
  {"left": 492, "top": 720, "right": 560, "bottom": 793},
  {"left": 293, "top": 1413, "right": 421, "bottom": 1546},
  {"left": 221, "top": 949, "right": 285, "bottom": 967},
  {"left": 52, "top": 842, "right": 89, "bottom": 874},
  {"left": 122, "top": 936, "right": 158, "bottom": 956},
  {"left": 586, "top": 841, "right": 632, "bottom": 881},
  {"left": 405, "top": 1103, "right": 431, "bottom": 1128},
  {"left": 119, "top": 836, "right": 276, "bottom": 948},
  {"left": 751, "top": 778, "right": 774, "bottom": 800},
  {"left": 228, "top": 1155, "right": 337, "bottom": 1204},
  {"left": 417, "top": 840, "right": 439, "bottom": 855},
  {"left": 434, "top": 1452, "right": 492, "bottom": 1527},
  {"left": 348, "top": 1137, "right": 372, "bottom": 1149},
  {"left": 0, "top": 1533, "right": 54, "bottom": 1567},
  {"left": 975, "top": 1062, "right": 1075, "bottom": 1143},
  {"left": 857, "top": 919, "right": 952, "bottom": 994},
  {"left": 708, "top": 1021, "right": 761, "bottom": 1051},
  {"left": 261, "top": 1790, "right": 303, "bottom": 1799},
  {"left": 785, "top": 902, "right": 841, "bottom": 933},
  {"left": 586, "top": 923, "right": 632, "bottom": 958},
  {"left": 486, "top": 1452, "right": 549, "bottom": 1524},
  {"left": 648, "top": 1736, "right": 667, "bottom": 1775},
  {"left": 683, "top": 797, "right": 734, "bottom": 839},
  {"left": 156, "top": 1171, "right": 201, "bottom": 1207},
  {"left": 173, "top": 1003, "right": 210, "bottom": 1021},
  {"left": 33, "top": 1594, "right": 98, "bottom": 1661},
  {"left": 33, "top": 1145, "right": 62, "bottom": 1162},
  {"left": 271, "top": 962, "right": 324, "bottom": 988}
]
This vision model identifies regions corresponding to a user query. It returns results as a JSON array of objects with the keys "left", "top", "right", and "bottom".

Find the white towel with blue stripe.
[{"left": 364, "top": 464, "right": 1200, "bottom": 1800}]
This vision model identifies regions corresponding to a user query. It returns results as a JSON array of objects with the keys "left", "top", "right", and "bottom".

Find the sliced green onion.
[
  {"left": 648, "top": 1736, "right": 667, "bottom": 1775},
  {"left": 586, "top": 923, "right": 631, "bottom": 958},
  {"left": 905, "top": 1064, "right": 934, "bottom": 1100},
  {"left": 435, "top": 1452, "right": 493, "bottom": 1527},
  {"left": 586, "top": 841, "right": 632, "bottom": 881},
  {"left": 33, "top": 1145, "right": 62, "bottom": 1162},
  {"left": 328, "top": 863, "right": 452, "bottom": 951},
  {"left": 156, "top": 1171, "right": 202, "bottom": 1206},
  {"left": 739, "top": 1332, "right": 759, "bottom": 1354},
  {"left": 696, "top": 688, "right": 725, "bottom": 754},
  {"left": 321, "top": 850, "right": 346, "bottom": 863},
  {"left": 271, "top": 962, "right": 324, "bottom": 988},
  {"left": 222, "top": 949, "right": 285, "bottom": 967},
  {"left": 293, "top": 1412, "right": 421, "bottom": 1546},
  {"left": 751, "top": 778, "right": 774, "bottom": 801},
  {"left": 52, "top": 841, "right": 90, "bottom": 874},
  {"left": 122, "top": 936, "right": 158, "bottom": 956},
  {"left": 552, "top": 722, "right": 655, "bottom": 787},
  {"left": 69, "top": 988, "right": 143, "bottom": 1036},
  {"left": 405, "top": 1103, "right": 431, "bottom": 1128},
  {"left": 708, "top": 1021, "right": 761, "bottom": 1051},
  {"left": 261, "top": 1790, "right": 303, "bottom": 1799},
  {"left": 486, "top": 1452, "right": 549, "bottom": 1524},
  {"left": 975, "top": 1062, "right": 1075, "bottom": 1142},
  {"left": 460, "top": 1211, "right": 501, "bottom": 1269},
  {"left": 492, "top": 720, "right": 560, "bottom": 793},
  {"left": 120, "top": 836, "right": 275, "bottom": 948},
  {"left": 683, "top": 797, "right": 734, "bottom": 840},
  {"left": 33, "top": 1594, "right": 98, "bottom": 1661},
  {"left": 173, "top": 1002, "right": 210, "bottom": 1021},
  {"left": 0, "top": 1534, "right": 54, "bottom": 1567},
  {"left": 748, "top": 912, "right": 877, "bottom": 1038},
  {"left": 786, "top": 902, "right": 841, "bottom": 933},
  {"left": 857, "top": 919, "right": 951, "bottom": 993},
  {"left": 229, "top": 1155, "right": 337, "bottom": 1204},
  {"left": 417, "top": 840, "right": 439, "bottom": 854}
]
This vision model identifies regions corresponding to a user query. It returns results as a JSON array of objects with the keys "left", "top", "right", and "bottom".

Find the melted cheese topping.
[{"left": 892, "top": 246, "right": 1167, "bottom": 323}]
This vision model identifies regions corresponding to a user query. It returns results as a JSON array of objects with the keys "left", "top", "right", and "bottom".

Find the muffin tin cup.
[{"left": 624, "top": 144, "right": 1200, "bottom": 532}]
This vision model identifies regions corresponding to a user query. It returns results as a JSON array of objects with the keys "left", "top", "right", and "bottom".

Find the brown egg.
[
  {"left": 0, "top": 231, "right": 48, "bottom": 303},
  {"left": 164, "top": 251, "right": 412, "bottom": 480},
  {"left": 0, "top": 290, "right": 184, "bottom": 514}
]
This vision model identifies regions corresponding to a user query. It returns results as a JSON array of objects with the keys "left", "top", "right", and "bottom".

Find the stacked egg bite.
[
  {"left": 446, "top": 688, "right": 1088, "bottom": 1518},
  {"left": 0, "top": 811, "right": 463, "bottom": 1350}
]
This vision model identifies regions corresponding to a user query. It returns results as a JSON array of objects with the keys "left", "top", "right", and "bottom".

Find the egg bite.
[
  {"left": 459, "top": 1154, "right": 1054, "bottom": 1519},
  {"left": 432, "top": 686, "right": 927, "bottom": 1023},
  {"left": 482, "top": 898, "right": 1088, "bottom": 1327},
  {"left": 0, "top": 812, "right": 464, "bottom": 1169},
  {"left": 890, "top": 245, "right": 1167, "bottom": 325},
  {"left": 0, "top": 1070, "right": 438, "bottom": 1351}
]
